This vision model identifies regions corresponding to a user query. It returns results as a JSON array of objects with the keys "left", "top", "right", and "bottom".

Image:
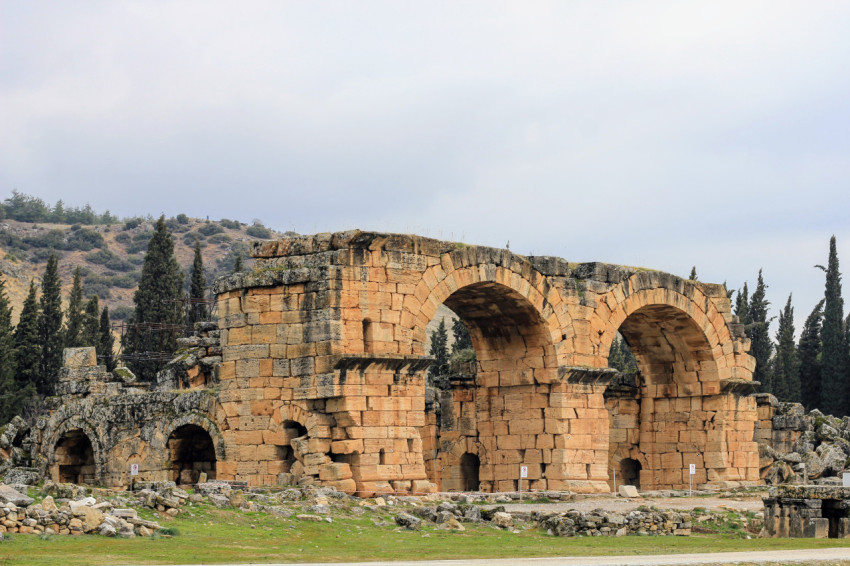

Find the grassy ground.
[{"left": 2, "top": 502, "right": 850, "bottom": 566}]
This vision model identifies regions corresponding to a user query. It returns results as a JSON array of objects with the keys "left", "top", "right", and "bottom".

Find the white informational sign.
[
  {"left": 520, "top": 465, "right": 528, "bottom": 479},
  {"left": 689, "top": 464, "right": 696, "bottom": 475},
  {"left": 130, "top": 464, "right": 139, "bottom": 476},
  {"left": 843, "top": 472, "right": 850, "bottom": 487}
]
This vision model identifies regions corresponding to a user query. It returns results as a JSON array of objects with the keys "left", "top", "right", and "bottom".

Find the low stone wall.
[
  {"left": 763, "top": 485, "right": 850, "bottom": 538},
  {"left": 537, "top": 508, "right": 692, "bottom": 537}
]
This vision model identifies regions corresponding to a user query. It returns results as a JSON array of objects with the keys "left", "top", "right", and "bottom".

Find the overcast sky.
[{"left": 2, "top": 1, "right": 849, "bottom": 332}]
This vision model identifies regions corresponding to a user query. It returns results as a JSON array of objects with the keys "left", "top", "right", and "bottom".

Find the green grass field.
[{"left": 2, "top": 502, "right": 850, "bottom": 566}]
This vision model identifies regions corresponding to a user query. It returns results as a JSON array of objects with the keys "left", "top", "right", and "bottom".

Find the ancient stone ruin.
[
  {"left": 2, "top": 230, "right": 763, "bottom": 496},
  {"left": 763, "top": 485, "right": 850, "bottom": 538}
]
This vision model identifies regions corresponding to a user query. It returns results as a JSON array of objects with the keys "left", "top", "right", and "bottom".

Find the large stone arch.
[
  {"left": 43, "top": 417, "right": 104, "bottom": 485},
  {"left": 589, "top": 276, "right": 759, "bottom": 490},
  {"left": 406, "top": 262, "right": 570, "bottom": 364}
]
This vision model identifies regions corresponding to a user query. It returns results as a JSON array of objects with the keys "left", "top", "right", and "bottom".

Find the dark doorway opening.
[
  {"left": 167, "top": 425, "right": 216, "bottom": 485},
  {"left": 278, "top": 420, "right": 308, "bottom": 473},
  {"left": 54, "top": 430, "right": 95, "bottom": 485},
  {"left": 618, "top": 458, "right": 642, "bottom": 489},
  {"left": 460, "top": 453, "right": 480, "bottom": 492}
]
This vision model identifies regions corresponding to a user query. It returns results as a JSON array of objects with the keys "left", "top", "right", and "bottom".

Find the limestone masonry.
[{"left": 5, "top": 230, "right": 761, "bottom": 495}]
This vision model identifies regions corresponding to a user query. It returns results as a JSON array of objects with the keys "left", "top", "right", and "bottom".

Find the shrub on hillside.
[
  {"left": 198, "top": 223, "right": 224, "bottom": 237},
  {"left": 246, "top": 225, "right": 272, "bottom": 239}
]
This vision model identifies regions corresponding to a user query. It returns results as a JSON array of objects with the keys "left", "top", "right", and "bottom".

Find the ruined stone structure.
[
  {"left": 18, "top": 231, "right": 760, "bottom": 495},
  {"left": 763, "top": 485, "right": 850, "bottom": 538}
]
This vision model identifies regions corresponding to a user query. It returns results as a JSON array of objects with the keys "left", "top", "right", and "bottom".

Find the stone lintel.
[
  {"left": 770, "top": 485, "right": 850, "bottom": 500},
  {"left": 560, "top": 366, "right": 618, "bottom": 386},
  {"left": 721, "top": 378, "right": 759, "bottom": 396},
  {"left": 334, "top": 354, "right": 432, "bottom": 373}
]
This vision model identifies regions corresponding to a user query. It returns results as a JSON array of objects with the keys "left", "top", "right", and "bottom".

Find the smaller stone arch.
[
  {"left": 154, "top": 414, "right": 226, "bottom": 483},
  {"left": 44, "top": 418, "right": 104, "bottom": 485},
  {"left": 159, "top": 413, "right": 226, "bottom": 460}
]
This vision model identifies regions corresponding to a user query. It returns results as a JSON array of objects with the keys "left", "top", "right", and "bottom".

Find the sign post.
[
  {"left": 688, "top": 464, "right": 695, "bottom": 496},
  {"left": 519, "top": 465, "right": 528, "bottom": 501},
  {"left": 130, "top": 463, "right": 139, "bottom": 491}
]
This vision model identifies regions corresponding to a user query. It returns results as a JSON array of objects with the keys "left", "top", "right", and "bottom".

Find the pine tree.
[
  {"left": 99, "top": 306, "right": 116, "bottom": 372},
  {"left": 772, "top": 294, "right": 799, "bottom": 402},
  {"left": 123, "top": 216, "right": 185, "bottom": 381},
  {"left": 451, "top": 318, "right": 472, "bottom": 354},
  {"left": 0, "top": 277, "right": 19, "bottom": 423},
  {"left": 735, "top": 282, "right": 750, "bottom": 326},
  {"left": 64, "top": 267, "right": 85, "bottom": 347},
  {"left": 14, "top": 281, "right": 40, "bottom": 405},
  {"left": 37, "top": 254, "right": 63, "bottom": 395},
  {"left": 189, "top": 241, "right": 208, "bottom": 323},
  {"left": 428, "top": 319, "right": 449, "bottom": 384},
  {"left": 820, "top": 236, "right": 846, "bottom": 416},
  {"left": 799, "top": 300, "right": 825, "bottom": 411},
  {"left": 81, "top": 295, "right": 100, "bottom": 348},
  {"left": 748, "top": 270, "right": 773, "bottom": 393}
]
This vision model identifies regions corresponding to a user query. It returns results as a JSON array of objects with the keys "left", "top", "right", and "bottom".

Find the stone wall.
[{"left": 209, "top": 230, "right": 758, "bottom": 493}]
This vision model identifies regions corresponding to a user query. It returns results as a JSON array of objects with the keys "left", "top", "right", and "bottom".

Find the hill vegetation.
[{"left": 0, "top": 192, "right": 285, "bottom": 324}]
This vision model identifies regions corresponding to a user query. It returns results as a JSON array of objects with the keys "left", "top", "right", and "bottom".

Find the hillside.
[{"left": 0, "top": 216, "right": 286, "bottom": 325}]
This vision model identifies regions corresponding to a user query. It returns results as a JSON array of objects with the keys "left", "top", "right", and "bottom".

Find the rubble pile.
[{"left": 755, "top": 394, "right": 850, "bottom": 485}]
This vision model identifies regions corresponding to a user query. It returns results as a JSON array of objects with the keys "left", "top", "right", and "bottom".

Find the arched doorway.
[
  {"left": 54, "top": 430, "right": 96, "bottom": 485},
  {"left": 167, "top": 425, "right": 216, "bottom": 485},
  {"left": 460, "top": 453, "right": 480, "bottom": 492},
  {"left": 615, "top": 304, "right": 719, "bottom": 490},
  {"left": 424, "top": 280, "right": 558, "bottom": 492}
]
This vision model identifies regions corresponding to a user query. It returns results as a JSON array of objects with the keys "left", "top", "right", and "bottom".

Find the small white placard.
[
  {"left": 689, "top": 464, "right": 696, "bottom": 475},
  {"left": 843, "top": 472, "right": 850, "bottom": 487},
  {"left": 130, "top": 464, "right": 139, "bottom": 476},
  {"left": 520, "top": 465, "right": 528, "bottom": 478}
]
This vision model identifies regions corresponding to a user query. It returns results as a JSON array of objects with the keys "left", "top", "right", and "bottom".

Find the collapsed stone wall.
[{"left": 754, "top": 394, "right": 850, "bottom": 486}]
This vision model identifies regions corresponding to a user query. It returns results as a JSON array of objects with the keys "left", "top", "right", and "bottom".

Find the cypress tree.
[
  {"left": 123, "top": 216, "right": 184, "bottom": 381},
  {"left": 64, "top": 267, "right": 85, "bottom": 347},
  {"left": 81, "top": 295, "right": 100, "bottom": 348},
  {"left": 772, "top": 294, "right": 799, "bottom": 402},
  {"left": 799, "top": 300, "right": 825, "bottom": 411},
  {"left": 189, "top": 241, "right": 208, "bottom": 323},
  {"left": 100, "top": 306, "right": 116, "bottom": 372},
  {"left": 735, "top": 282, "right": 750, "bottom": 326},
  {"left": 451, "top": 318, "right": 472, "bottom": 354},
  {"left": 619, "top": 337, "right": 638, "bottom": 373},
  {"left": 14, "top": 281, "right": 40, "bottom": 405},
  {"left": 689, "top": 266, "right": 698, "bottom": 281},
  {"left": 820, "top": 236, "right": 846, "bottom": 416},
  {"left": 0, "top": 278, "right": 18, "bottom": 423},
  {"left": 428, "top": 319, "right": 449, "bottom": 384},
  {"left": 233, "top": 254, "right": 244, "bottom": 273},
  {"left": 37, "top": 254, "right": 63, "bottom": 395},
  {"left": 609, "top": 336, "right": 626, "bottom": 371},
  {"left": 748, "top": 270, "right": 773, "bottom": 393}
]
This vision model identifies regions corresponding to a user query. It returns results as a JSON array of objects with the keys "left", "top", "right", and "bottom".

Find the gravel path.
[{"left": 490, "top": 494, "right": 764, "bottom": 515}]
